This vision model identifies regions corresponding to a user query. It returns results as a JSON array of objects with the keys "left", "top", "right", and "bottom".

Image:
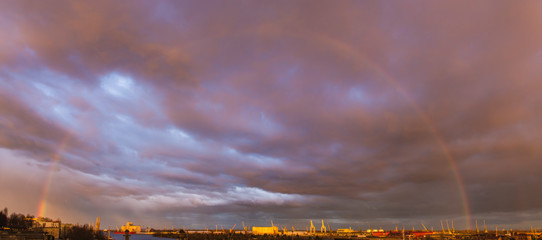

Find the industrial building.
[
  {"left": 29, "top": 217, "right": 72, "bottom": 239},
  {"left": 337, "top": 228, "right": 356, "bottom": 234},
  {"left": 121, "top": 222, "right": 141, "bottom": 233},
  {"left": 252, "top": 226, "right": 278, "bottom": 235}
]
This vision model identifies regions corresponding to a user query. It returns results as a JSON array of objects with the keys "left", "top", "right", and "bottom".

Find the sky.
[{"left": 1, "top": 0, "right": 542, "bottom": 231}]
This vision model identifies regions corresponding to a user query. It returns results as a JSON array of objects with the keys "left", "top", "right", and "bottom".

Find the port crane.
[
  {"left": 321, "top": 219, "right": 327, "bottom": 233},
  {"left": 95, "top": 216, "right": 101, "bottom": 231},
  {"left": 421, "top": 223, "right": 428, "bottom": 231},
  {"left": 310, "top": 220, "right": 316, "bottom": 233}
]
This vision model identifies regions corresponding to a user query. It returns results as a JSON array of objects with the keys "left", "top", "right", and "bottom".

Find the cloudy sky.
[{"left": 1, "top": 0, "right": 542, "bottom": 231}]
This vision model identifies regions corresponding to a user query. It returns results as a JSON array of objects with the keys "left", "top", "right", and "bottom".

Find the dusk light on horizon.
[{"left": 1, "top": 0, "right": 542, "bottom": 231}]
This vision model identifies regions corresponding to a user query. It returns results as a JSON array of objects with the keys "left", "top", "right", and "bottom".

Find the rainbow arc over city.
[
  {"left": 35, "top": 33, "right": 471, "bottom": 229},
  {"left": 313, "top": 33, "right": 472, "bottom": 229},
  {"left": 37, "top": 133, "right": 72, "bottom": 218}
]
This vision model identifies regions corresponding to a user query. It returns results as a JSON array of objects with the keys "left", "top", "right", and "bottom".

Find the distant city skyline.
[{"left": 1, "top": 0, "right": 542, "bottom": 230}]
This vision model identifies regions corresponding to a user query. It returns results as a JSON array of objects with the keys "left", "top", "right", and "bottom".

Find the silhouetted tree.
[
  {"left": 7, "top": 213, "right": 33, "bottom": 230},
  {"left": 63, "top": 224, "right": 106, "bottom": 240},
  {"left": 0, "top": 207, "right": 7, "bottom": 228}
]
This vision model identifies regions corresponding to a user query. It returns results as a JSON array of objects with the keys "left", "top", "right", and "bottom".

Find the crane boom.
[
  {"left": 421, "top": 223, "right": 428, "bottom": 231},
  {"left": 95, "top": 216, "right": 101, "bottom": 231}
]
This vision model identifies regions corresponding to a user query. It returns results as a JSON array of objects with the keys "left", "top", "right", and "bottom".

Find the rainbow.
[
  {"left": 300, "top": 32, "right": 473, "bottom": 229},
  {"left": 34, "top": 31, "right": 472, "bottom": 229},
  {"left": 384, "top": 77, "right": 472, "bottom": 230},
  {"left": 37, "top": 133, "right": 72, "bottom": 218}
]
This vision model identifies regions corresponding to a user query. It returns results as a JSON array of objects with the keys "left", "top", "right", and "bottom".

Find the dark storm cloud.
[{"left": 1, "top": 0, "right": 542, "bottom": 229}]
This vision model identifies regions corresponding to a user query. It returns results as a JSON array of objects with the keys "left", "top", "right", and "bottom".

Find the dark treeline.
[
  {"left": 0, "top": 207, "right": 34, "bottom": 230},
  {"left": 0, "top": 207, "right": 106, "bottom": 240},
  {"left": 63, "top": 224, "right": 107, "bottom": 240}
]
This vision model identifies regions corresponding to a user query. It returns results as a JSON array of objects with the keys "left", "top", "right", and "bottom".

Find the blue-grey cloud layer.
[{"left": 1, "top": 0, "right": 542, "bottom": 230}]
